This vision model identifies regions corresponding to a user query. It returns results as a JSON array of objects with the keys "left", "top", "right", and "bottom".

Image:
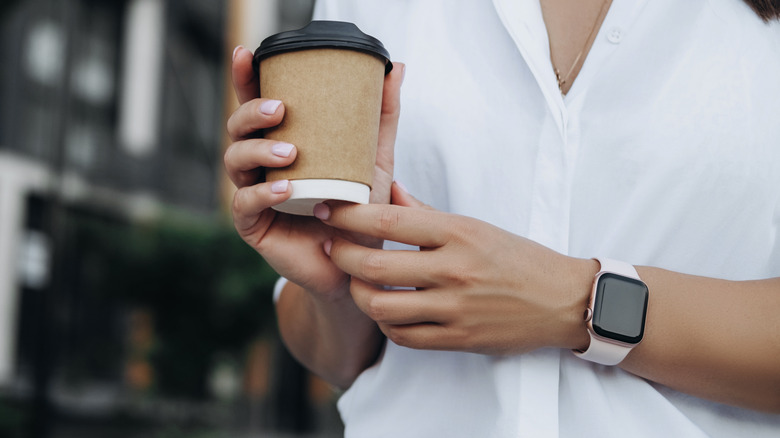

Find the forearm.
[
  {"left": 615, "top": 267, "right": 780, "bottom": 413},
  {"left": 276, "top": 280, "right": 385, "bottom": 389},
  {"left": 311, "top": 197, "right": 780, "bottom": 410}
]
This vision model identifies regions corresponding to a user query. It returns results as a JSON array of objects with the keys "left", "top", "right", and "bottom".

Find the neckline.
[
  {"left": 540, "top": 0, "right": 614, "bottom": 96},
  {"left": 492, "top": 0, "right": 649, "bottom": 114}
]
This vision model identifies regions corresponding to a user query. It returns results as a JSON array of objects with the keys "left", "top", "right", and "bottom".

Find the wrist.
[
  {"left": 304, "top": 280, "right": 376, "bottom": 325},
  {"left": 282, "top": 280, "right": 379, "bottom": 349},
  {"left": 555, "top": 256, "right": 599, "bottom": 351},
  {"left": 294, "top": 272, "right": 352, "bottom": 305}
]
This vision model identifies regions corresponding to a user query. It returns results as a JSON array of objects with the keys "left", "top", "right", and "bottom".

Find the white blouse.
[{"left": 307, "top": 0, "right": 780, "bottom": 436}]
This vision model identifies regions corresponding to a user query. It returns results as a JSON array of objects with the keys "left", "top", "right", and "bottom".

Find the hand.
[
  {"left": 224, "top": 46, "right": 405, "bottom": 300},
  {"left": 315, "top": 184, "right": 596, "bottom": 354}
]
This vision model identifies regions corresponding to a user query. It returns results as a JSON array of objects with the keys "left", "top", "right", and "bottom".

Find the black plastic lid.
[{"left": 253, "top": 21, "right": 392, "bottom": 75}]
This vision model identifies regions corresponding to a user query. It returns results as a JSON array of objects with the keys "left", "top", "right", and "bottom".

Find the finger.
[
  {"left": 328, "top": 237, "right": 438, "bottom": 288},
  {"left": 390, "top": 181, "right": 432, "bottom": 209},
  {"left": 232, "top": 180, "right": 292, "bottom": 232},
  {"left": 227, "top": 98, "right": 285, "bottom": 141},
  {"left": 224, "top": 139, "right": 297, "bottom": 187},
  {"left": 379, "top": 322, "right": 462, "bottom": 351},
  {"left": 232, "top": 45, "right": 260, "bottom": 105},
  {"left": 371, "top": 62, "right": 406, "bottom": 204},
  {"left": 350, "top": 277, "right": 451, "bottom": 325},
  {"left": 318, "top": 202, "right": 448, "bottom": 248}
]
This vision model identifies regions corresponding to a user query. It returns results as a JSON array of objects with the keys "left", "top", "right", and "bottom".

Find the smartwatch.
[{"left": 574, "top": 258, "right": 649, "bottom": 366}]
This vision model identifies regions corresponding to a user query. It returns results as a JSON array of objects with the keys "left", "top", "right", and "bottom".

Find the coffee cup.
[{"left": 253, "top": 21, "right": 392, "bottom": 216}]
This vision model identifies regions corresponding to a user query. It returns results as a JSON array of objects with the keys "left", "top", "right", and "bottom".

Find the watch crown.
[{"left": 583, "top": 308, "right": 593, "bottom": 322}]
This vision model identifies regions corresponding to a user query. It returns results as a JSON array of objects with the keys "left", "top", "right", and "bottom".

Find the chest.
[
  {"left": 393, "top": 0, "right": 780, "bottom": 248},
  {"left": 540, "top": 0, "right": 614, "bottom": 94}
]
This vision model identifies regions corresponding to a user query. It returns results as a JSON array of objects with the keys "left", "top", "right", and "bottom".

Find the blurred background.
[{"left": 0, "top": 0, "right": 345, "bottom": 437}]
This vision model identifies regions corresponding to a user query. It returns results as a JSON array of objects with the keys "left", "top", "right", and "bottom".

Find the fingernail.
[
  {"left": 400, "top": 64, "right": 406, "bottom": 85},
  {"left": 313, "top": 203, "right": 331, "bottom": 221},
  {"left": 232, "top": 45, "right": 243, "bottom": 61},
  {"left": 271, "top": 180, "right": 289, "bottom": 194},
  {"left": 271, "top": 142, "right": 294, "bottom": 158},
  {"left": 394, "top": 179, "right": 409, "bottom": 193},
  {"left": 259, "top": 99, "right": 282, "bottom": 115},
  {"left": 323, "top": 239, "right": 332, "bottom": 256}
]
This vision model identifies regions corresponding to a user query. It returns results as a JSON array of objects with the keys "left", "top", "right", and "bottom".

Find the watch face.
[{"left": 592, "top": 273, "right": 649, "bottom": 344}]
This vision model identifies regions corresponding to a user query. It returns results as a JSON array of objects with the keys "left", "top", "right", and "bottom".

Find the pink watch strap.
[
  {"left": 595, "top": 258, "right": 640, "bottom": 281},
  {"left": 574, "top": 258, "right": 640, "bottom": 366}
]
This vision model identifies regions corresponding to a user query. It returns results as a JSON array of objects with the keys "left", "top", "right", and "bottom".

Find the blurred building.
[
  {"left": 0, "top": 0, "right": 321, "bottom": 436},
  {"left": 1, "top": 0, "right": 227, "bottom": 385}
]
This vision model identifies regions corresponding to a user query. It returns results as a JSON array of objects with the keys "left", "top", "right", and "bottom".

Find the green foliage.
[{"left": 72, "top": 212, "right": 279, "bottom": 399}]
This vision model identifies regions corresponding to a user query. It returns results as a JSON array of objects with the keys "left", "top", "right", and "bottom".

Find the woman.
[{"left": 226, "top": 0, "right": 780, "bottom": 436}]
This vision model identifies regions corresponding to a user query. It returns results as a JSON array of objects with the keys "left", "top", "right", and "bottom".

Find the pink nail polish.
[
  {"left": 232, "top": 45, "right": 243, "bottom": 61},
  {"left": 271, "top": 142, "right": 294, "bottom": 158},
  {"left": 271, "top": 180, "right": 289, "bottom": 193},
  {"left": 394, "top": 179, "right": 409, "bottom": 193},
  {"left": 313, "top": 203, "right": 331, "bottom": 220},
  {"left": 259, "top": 99, "right": 282, "bottom": 115},
  {"left": 323, "top": 239, "right": 332, "bottom": 256}
]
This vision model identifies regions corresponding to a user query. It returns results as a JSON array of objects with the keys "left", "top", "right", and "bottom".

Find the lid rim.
[{"left": 252, "top": 21, "right": 392, "bottom": 75}]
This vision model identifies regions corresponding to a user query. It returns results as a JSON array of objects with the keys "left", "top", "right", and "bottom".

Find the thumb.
[
  {"left": 390, "top": 181, "right": 432, "bottom": 209},
  {"left": 370, "top": 62, "right": 405, "bottom": 205}
]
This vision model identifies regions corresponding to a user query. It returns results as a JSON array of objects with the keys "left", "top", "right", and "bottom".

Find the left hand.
[
  {"left": 225, "top": 48, "right": 404, "bottom": 303},
  {"left": 315, "top": 183, "right": 596, "bottom": 355}
]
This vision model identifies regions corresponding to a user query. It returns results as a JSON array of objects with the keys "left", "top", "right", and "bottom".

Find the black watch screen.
[{"left": 592, "top": 273, "right": 649, "bottom": 344}]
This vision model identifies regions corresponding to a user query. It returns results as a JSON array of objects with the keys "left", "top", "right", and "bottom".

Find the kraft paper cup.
[{"left": 253, "top": 21, "right": 393, "bottom": 216}]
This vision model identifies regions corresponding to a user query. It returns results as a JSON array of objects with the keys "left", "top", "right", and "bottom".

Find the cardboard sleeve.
[{"left": 260, "top": 48, "right": 386, "bottom": 188}]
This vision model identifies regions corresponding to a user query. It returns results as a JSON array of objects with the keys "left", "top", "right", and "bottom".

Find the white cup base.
[{"left": 271, "top": 179, "right": 370, "bottom": 216}]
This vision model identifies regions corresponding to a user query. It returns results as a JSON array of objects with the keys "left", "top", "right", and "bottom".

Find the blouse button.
[{"left": 606, "top": 27, "right": 625, "bottom": 44}]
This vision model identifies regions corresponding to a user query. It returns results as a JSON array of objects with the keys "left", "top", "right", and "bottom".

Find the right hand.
[{"left": 225, "top": 46, "right": 404, "bottom": 301}]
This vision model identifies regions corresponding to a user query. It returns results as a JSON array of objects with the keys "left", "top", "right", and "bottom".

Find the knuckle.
[
  {"left": 231, "top": 187, "right": 249, "bottom": 213},
  {"left": 376, "top": 207, "right": 401, "bottom": 234},
  {"left": 384, "top": 326, "right": 413, "bottom": 348},
  {"left": 434, "top": 263, "right": 474, "bottom": 287},
  {"left": 232, "top": 185, "right": 262, "bottom": 217},
  {"left": 223, "top": 143, "right": 237, "bottom": 169},
  {"left": 364, "top": 296, "right": 386, "bottom": 321},
  {"left": 360, "top": 251, "right": 386, "bottom": 280},
  {"left": 445, "top": 217, "right": 472, "bottom": 242},
  {"left": 452, "top": 269, "right": 477, "bottom": 286},
  {"left": 226, "top": 112, "right": 242, "bottom": 140},
  {"left": 454, "top": 327, "right": 476, "bottom": 352},
  {"left": 448, "top": 294, "right": 469, "bottom": 315}
]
